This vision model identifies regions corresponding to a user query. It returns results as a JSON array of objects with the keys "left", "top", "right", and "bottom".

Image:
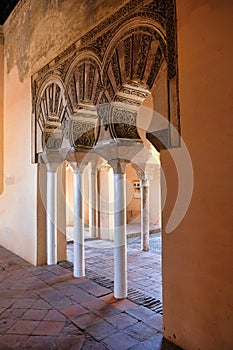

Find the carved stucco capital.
[
  {"left": 108, "top": 159, "right": 129, "bottom": 174},
  {"left": 132, "top": 163, "right": 154, "bottom": 182},
  {"left": 70, "top": 110, "right": 98, "bottom": 149},
  {"left": 41, "top": 150, "right": 64, "bottom": 172},
  {"left": 66, "top": 148, "right": 90, "bottom": 173},
  {"left": 69, "top": 161, "right": 88, "bottom": 173},
  {"left": 89, "top": 157, "right": 104, "bottom": 175}
]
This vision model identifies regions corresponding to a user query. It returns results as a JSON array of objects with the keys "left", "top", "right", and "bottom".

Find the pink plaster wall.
[
  {"left": 162, "top": 1, "right": 233, "bottom": 349},
  {"left": 126, "top": 164, "right": 161, "bottom": 225},
  {"left": 0, "top": 35, "right": 3, "bottom": 195},
  {"left": 0, "top": 65, "right": 37, "bottom": 264}
]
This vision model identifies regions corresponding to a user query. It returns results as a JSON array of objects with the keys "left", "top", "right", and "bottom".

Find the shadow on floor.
[{"left": 0, "top": 241, "right": 184, "bottom": 350}]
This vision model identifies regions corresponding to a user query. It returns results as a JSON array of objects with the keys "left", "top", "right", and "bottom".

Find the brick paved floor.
[
  {"left": 67, "top": 233, "right": 162, "bottom": 301},
  {"left": 0, "top": 241, "right": 183, "bottom": 349}
]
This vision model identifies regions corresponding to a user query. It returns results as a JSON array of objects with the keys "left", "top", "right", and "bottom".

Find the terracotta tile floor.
[
  {"left": 0, "top": 240, "right": 182, "bottom": 349},
  {"left": 67, "top": 232, "right": 162, "bottom": 301}
]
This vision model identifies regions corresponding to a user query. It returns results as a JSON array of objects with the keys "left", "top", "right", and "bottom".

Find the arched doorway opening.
[{"left": 32, "top": 0, "right": 179, "bottom": 319}]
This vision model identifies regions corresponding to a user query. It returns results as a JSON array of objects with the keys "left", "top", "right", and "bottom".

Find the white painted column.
[
  {"left": 42, "top": 150, "right": 63, "bottom": 266},
  {"left": 46, "top": 166, "right": 58, "bottom": 265},
  {"left": 111, "top": 160, "right": 128, "bottom": 299},
  {"left": 141, "top": 178, "right": 150, "bottom": 251},
  {"left": 57, "top": 164, "right": 67, "bottom": 261},
  {"left": 88, "top": 163, "right": 97, "bottom": 238},
  {"left": 132, "top": 164, "right": 154, "bottom": 252},
  {"left": 72, "top": 165, "right": 85, "bottom": 277}
]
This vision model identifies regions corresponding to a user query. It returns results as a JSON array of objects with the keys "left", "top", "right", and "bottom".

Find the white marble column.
[
  {"left": 141, "top": 178, "right": 150, "bottom": 251},
  {"left": 46, "top": 165, "right": 59, "bottom": 264},
  {"left": 88, "top": 162, "right": 97, "bottom": 238},
  {"left": 132, "top": 164, "right": 153, "bottom": 252},
  {"left": 70, "top": 163, "right": 85, "bottom": 277},
  {"left": 110, "top": 159, "right": 128, "bottom": 299},
  {"left": 42, "top": 151, "right": 63, "bottom": 265}
]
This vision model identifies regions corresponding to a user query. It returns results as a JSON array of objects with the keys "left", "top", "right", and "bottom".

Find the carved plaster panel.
[
  {"left": 32, "top": 0, "right": 179, "bottom": 163},
  {"left": 34, "top": 80, "right": 71, "bottom": 159},
  {"left": 69, "top": 110, "right": 98, "bottom": 149},
  {"left": 111, "top": 106, "right": 140, "bottom": 140}
]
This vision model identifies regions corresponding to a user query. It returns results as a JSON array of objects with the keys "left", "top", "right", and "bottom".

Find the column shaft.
[
  {"left": 89, "top": 170, "right": 97, "bottom": 238},
  {"left": 141, "top": 179, "right": 150, "bottom": 251},
  {"left": 114, "top": 173, "right": 127, "bottom": 298},
  {"left": 73, "top": 171, "right": 85, "bottom": 277},
  {"left": 46, "top": 170, "right": 57, "bottom": 265}
]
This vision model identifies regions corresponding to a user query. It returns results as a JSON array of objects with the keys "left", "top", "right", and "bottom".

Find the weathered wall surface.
[
  {"left": 162, "top": 1, "right": 233, "bottom": 349},
  {"left": 4, "top": 0, "right": 128, "bottom": 82}
]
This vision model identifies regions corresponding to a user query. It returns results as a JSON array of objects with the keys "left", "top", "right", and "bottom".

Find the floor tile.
[
  {"left": 0, "top": 299, "right": 16, "bottom": 309},
  {"left": 126, "top": 305, "right": 155, "bottom": 321},
  {"left": 82, "top": 298, "right": 107, "bottom": 311},
  {"left": 124, "top": 321, "right": 155, "bottom": 341},
  {"left": 59, "top": 320, "right": 83, "bottom": 336},
  {"left": 6, "top": 320, "right": 40, "bottom": 335},
  {"left": 12, "top": 298, "right": 35, "bottom": 309},
  {"left": 129, "top": 344, "right": 147, "bottom": 350},
  {"left": 81, "top": 335, "right": 108, "bottom": 349},
  {"left": 32, "top": 299, "right": 52, "bottom": 310},
  {"left": 33, "top": 320, "right": 65, "bottom": 336},
  {"left": 143, "top": 313, "right": 163, "bottom": 332},
  {"left": 22, "top": 309, "right": 48, "bottom": 321},
  {"left": 141, "top": 332, "right": 163, "bottom": 350},
  {"left": 24, "top": 335, "right": 57, "bottom": 350},
  {"left": 0, "top": 319, "right": 17, "bottom": 334},
  {"left": 0, "top": 334, "right": 28, "bottom": 349},
  {"left": 99, "top": 292, "right": 117, "bottom": 304},
  {"left": 106, "top": 312, "right": 138, "bottom": 329},
  {"left": 46, "top": 265, "right": 70, "bottom": 276},
  {"left": 60, "top": 304, "right": 88, "bottom": 319},
  {"left": 44, "top": 309, "right": 67, "bottom": 322},
  {"left": 55, "top": 334, "right": 85, "bottom": 350},
  {"left": 103, "top": 332, "right": 138, "bottom": 350},
  {"left": 112, "top": 299, "right": 137, "bottom": 311},
  {"left": 69, "top": 289, "right": 96, "bottom": 304},
  {"left": 50, "top": 297, "right": 74, "bottom": 309},
  {"left": 86, "top": 319, "right": 117, "bottom": 340},
  {"left": 72, "top": 313, "right": 101, "bottom": 330},
  {"left": 0, "top": 308, "right": 27, "bottom": 320}
]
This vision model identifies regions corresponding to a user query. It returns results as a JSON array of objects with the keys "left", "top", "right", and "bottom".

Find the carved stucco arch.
[
  {"left": 64, "top": 52, "right": 102, "bottom": 112},
  {"left": 102, "top": 16, "right": 166, "bottom": 76},
  {"left": 95, "top": 19, "right": 168, "bottom": 146},
  {"left": 32, "top": 0, "right": 179, "bottom": 162},
  {"left": 64, "top": 53, "right": 102, "bottom": 150},
  {"left": 33, "top": 75, "right": 71, "bottom": 161}
]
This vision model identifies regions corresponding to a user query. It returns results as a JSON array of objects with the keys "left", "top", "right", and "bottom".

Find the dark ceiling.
[{"left": 0, "top": 0, "right": 20, "bottom": 25}]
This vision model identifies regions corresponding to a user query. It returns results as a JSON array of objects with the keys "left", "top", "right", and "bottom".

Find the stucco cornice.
[{"left": 0, "top": 25, "right": 4, "bottom": 45}]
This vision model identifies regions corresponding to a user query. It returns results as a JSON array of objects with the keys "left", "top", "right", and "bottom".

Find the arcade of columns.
[{"left": 32, "top": 0, "right": 179, "bottom": 298}]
